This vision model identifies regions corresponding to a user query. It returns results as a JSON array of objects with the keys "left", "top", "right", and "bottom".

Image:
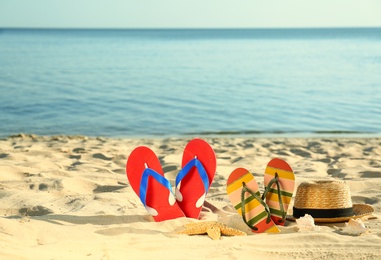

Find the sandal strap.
[
  {"left": 175, "top": 157, "right": 209, "bottom": 192},
  {"left": 261, "top": 172, "right": 286, "bottom": 222},
  {"left": 241, "top": 182, "right": 272, "bottom": 230},
  {"left": 139, "top": 167, "right": 173, "bottom": 206}
]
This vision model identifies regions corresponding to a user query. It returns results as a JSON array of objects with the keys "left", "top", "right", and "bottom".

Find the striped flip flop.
[
  {"left": 262, "top": 158, "right": 295, "bottom": 226},
  {"left": 227, "top": 168, "right": 280, "bottom": 233}
]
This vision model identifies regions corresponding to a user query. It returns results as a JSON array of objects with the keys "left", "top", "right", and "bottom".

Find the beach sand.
[{"left": 0, "top": 134, "right": 380, "bottom": 259}]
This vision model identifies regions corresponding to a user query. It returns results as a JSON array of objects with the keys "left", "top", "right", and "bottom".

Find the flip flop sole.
[
  {"left": 176, "top": 138, "right": 216, "bottom": 219},
  {"left": 227, "top": 168, "right": 280, "bottom": 233},
  {"left": 126, "top": 146, "right": 184, "bottom": 222},
  {"left": 264, "top": 158, "right": 295, "bottom": 225}
]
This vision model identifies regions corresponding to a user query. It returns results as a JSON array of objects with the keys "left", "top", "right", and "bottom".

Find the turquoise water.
[{"left": 0, "top": 28, "right": 380, "bottom": 137}]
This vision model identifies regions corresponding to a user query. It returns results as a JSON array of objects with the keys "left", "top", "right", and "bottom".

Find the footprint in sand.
[
  {"left": 360, "top": 171, "right": 381, "bottom": 178},
  {"left": 69, "top": 154, "right": 81, "bottom": 159},
  {"left": 327, "top": 168, "right": 346, "bottom": 178},
  {"left": 351, "top": 195, "right": 378, "bottom": 205},
  {"left": 93, "top": 153, "right": 113, "bottom": 161},
  {"left": 290, "top": 148, "right": 311, "bottom": 158},
  {"left": 64, "top": 197, "right": 89, "bottom": 211},
  {"left": 93, "top": 184, "right": 127, "bottom": 193},
  {"left": 19, "top": 205, "right": 53, "bottom": 216},
  {"left": 72, "top": 148, "right": 86, "bottom": 153},
  {"left": 231, "top": 156, "right": 244, "bottom": 164},
  {"left": 38, "top": 183, "right": 48, "bottom": 191}
]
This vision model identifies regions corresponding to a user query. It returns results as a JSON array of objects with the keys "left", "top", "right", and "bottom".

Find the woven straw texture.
[
  {"left": 293, "top": 180, "right": 352, "bottom": 209},
  {"left": 288, "top": 180, "right": 374, "bottom": 223}
]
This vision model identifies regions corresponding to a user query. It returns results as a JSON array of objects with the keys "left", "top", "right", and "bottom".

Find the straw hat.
[{"left": 288, "top": 180, "right": 374, "bottom": 223}]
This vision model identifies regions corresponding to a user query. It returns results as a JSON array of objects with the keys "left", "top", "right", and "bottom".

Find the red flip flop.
[
  {"left": 175, "top": 138, "right": 216, "bottom": 219},
  {"left": 126, "top": 146, "right": 185, "bottom": 222}
]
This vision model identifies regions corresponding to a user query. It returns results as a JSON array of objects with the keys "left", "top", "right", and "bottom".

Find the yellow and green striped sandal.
[
  {"left": 227, "top": 168, "right": 280, "bottom": 233},
  {"left": 262, "top": 158, "right": 295, "bottom": 226}
]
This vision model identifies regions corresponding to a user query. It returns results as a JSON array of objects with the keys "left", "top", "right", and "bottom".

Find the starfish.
[{"left": 177, "top": 221, "right": 247, "bottom": 240}]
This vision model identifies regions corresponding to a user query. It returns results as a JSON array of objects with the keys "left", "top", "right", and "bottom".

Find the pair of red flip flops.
[{"left": 126, "top": 138, "right": 216, "bottom": 222}]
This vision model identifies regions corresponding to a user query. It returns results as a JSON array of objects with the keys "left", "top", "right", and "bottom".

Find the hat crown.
[{"left": 294, "top": 180, "right": 353, "bottom": 209}]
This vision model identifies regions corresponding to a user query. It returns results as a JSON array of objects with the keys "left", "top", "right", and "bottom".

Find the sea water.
[{"left": 0, "top": 28, "right": 380, "bottom": 138}]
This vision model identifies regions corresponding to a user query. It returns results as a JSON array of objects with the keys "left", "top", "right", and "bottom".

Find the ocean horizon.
[{"left": 1, "top": 28, "right": 380, "bottom": 138}]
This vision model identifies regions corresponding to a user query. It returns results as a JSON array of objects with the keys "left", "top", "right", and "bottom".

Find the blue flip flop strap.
[
  {"left": 175, "top": 158, "right": 209, "bottom": 192},
  {"left": 139, "top": 167, "right": 173, "bottom": 206}
]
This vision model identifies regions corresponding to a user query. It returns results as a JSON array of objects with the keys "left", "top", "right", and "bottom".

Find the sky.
[{"left": 0, "top": 0, "right": 381, "bottom": 29}]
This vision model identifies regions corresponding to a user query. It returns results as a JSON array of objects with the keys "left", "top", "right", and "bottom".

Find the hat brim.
[{"left": 287, "top": 204, "right": 374, "bottom": 223}]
